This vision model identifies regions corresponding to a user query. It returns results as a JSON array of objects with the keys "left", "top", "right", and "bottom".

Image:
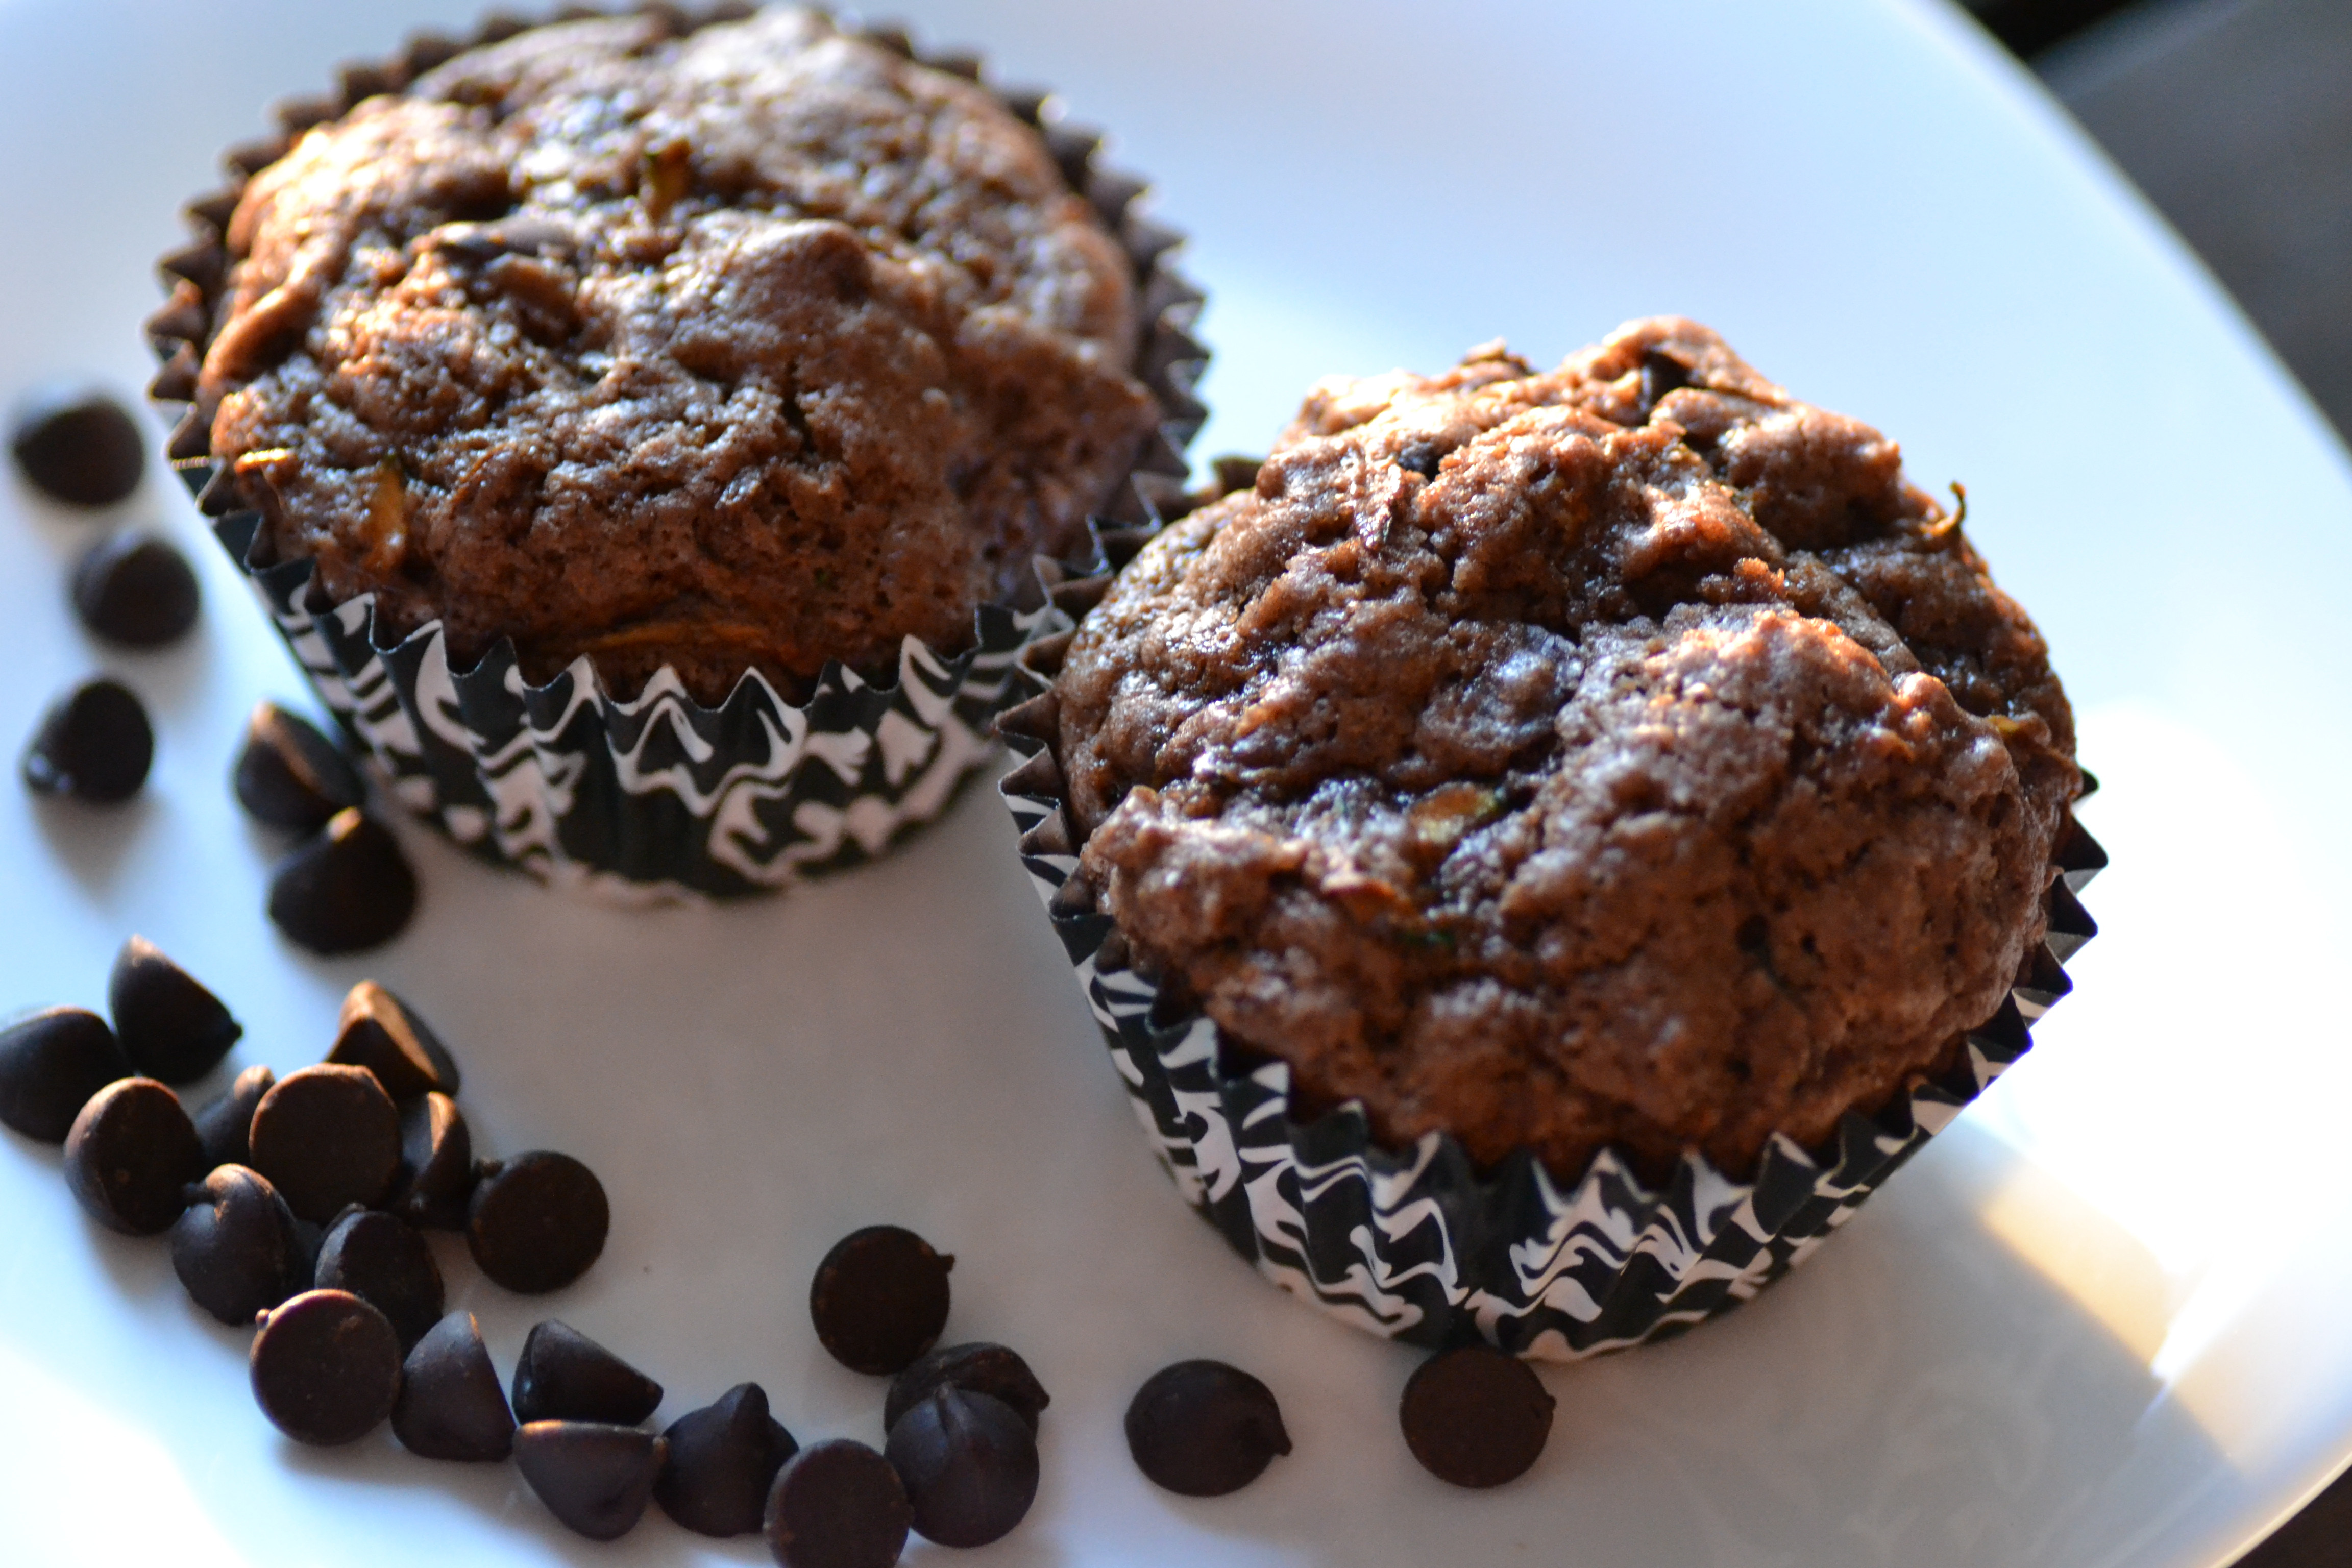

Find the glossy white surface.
[{"left": 3, "top": 1, "right": 2349, "bottom": 1564}]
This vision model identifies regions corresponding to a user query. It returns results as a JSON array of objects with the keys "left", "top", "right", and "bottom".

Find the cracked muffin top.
[
  {"left": 201, "top": 7, "right": 1158, "bottom": 702},
  {"left": 1055, "top": 318, "right": 2079, "bottom": 1183}
]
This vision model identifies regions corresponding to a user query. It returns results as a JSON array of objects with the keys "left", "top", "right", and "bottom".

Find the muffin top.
[
  {"left": 202, "top": 7, "right": 1157, "bottom": 702},
  {"left": 1056, "top": 318, "right": 2078, "bottom": 1183}
]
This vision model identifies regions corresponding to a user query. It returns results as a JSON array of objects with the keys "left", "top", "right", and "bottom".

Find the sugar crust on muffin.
[
  {"left": 202, "top": 8, "right": 1158, "bottom": 701},
  {"left": 1055, "top": 318, "right": 2079, "bottom": 1182}
]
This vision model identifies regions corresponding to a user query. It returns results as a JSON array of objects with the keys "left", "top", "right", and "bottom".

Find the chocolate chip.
[
  {"left": 266, "top": 808, "right": 419, "bottom": 955},
  {"left": 1124, "top": 1359, "right": 1291, "bottom": 1497},
  {"left": 1210, "top": 454, "right": 1262, "bottom": 497},
  {"left": 511, "top": 1319, "right": 662, "bottom": 1426},
  {"left": 326, "top": 981, "right": 459, "bottom": 1101},
  {"left": 886, "top": 1388, "right": 1038, "bottom": 1549},
  {"left": 250, "top": 1289, "right": 402, "bottom": 1446},
  {"left": 247, "top": 1064, "right": 401, "bottom": 1223},
  {"left": 1639, "top": 348, "right": 1694, "bottom": 410},
  {"left": 63, "top": 1077, "right": 204, "bottom": 1235},
  {"left": 107, "top": 935, "right": 241, "bottom": 1086},
  {"left": 1396, "top": 443, "right": 1442, "bottom": 479},
  {"left": 654, "top": 1382, "right": 798, "bottom": 1538},
  {"left": 810, "top": 1226, "right": 953, "bottom": 1376},
  {"left": 168, "top": 1164, "right": 306, "bottom": 1325},
  {"left": 0, "top": 1007, "right": 129, "bottom": 1143},
  {"left": 388, "top": 1091, "right": 474, "bottom": 1230},
  {"left": 393, "top": 1310, "right": 515, "bottom": 1462},
  {"left": 313, "top": 1206, "right": 443, "bottom": 1353},
  {"left": 69, "top": 532, "right": 200, "bottom": 647},
  {"left": 9, "top": 385, "right": 144, "bottom": 507},
  {"left": 22, "top": 678, "right": 152, "bottom": 804},
  {"left": 515, "top": 1422, "right": 668, "bottom": 1540},
  {"left": 1398, "top": 1343, "right": 1554, "bottom": 1488},
  {"left": 763, "top": 1439, "right": 910, "bottom": 1568},
  {"left": 231, "top": 703, "right": 362, "bottom": 831},
  {"left": 192, "top": 1064, "right": 274, "bottom": 1170},
  {"left": 884, "top": 1342, "right": 1049, "bottom": 1437},
  {"left": 467, "top": 1152, "right": 608, "bottom": 1293}
]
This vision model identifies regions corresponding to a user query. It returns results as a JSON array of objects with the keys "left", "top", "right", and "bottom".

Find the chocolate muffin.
[
  {"left": 197, "top": 7, "right": 1159, "bottom": 703},
  {"left": 1053, "top": 318, "right": 2078, "bottom": 1183}
]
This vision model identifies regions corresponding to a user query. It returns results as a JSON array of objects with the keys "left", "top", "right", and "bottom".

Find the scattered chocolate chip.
[
  {"left": 169, "top": 1164, "right": 306, "bottom": 1326},
  {"left": 511, "top": 1319, "right": 663, "bottom": 1426},
  {"left": 393, "top": 1310, "right": 515, "bottom": 1462},
  {"left": 192, "top": 1063, "right": 274, "bottom": 1170},
  {"left": 886, "top": 1388, "right": 1038, "bottom": 1549},
  {"left": 1124, "top": 1360, "right": 1291, "bottom": 1498},
  {"left": 515, "top": 1422, "right": 668, "bottom": 1541},
  {"left": 1395, "top": 443, "right": 1442, "bottom": 479},
  {"left": 1639, "top": 347, "right": 1694, "bottom": 409},
  {"left": 22, "top": 678, "right": 152, "bottom": 804},
  {"left": 313, "top": 1206, "right": 443, "bottom": 1353},
  {"left": 884, "top": 1342, "right": 1049, "bottom": 1437},
  {"left": 62, "top": 1076, "right": 204, "bottom": 1235},
  {"left": 467, "top": 1152, "right": 608, "bottom": 1293},
  {"left": 389, "top": 1091, "right": 475, "bottom": 1230},
  {"left": 250, "top": 1289, "right": 403, "bottom": 1446},
  {"left": 108, "top": 935, "right": 241, "bottom": 1086},
  {"left": 231, "top": 702, "right": 362, "bottom": 831},
  {"left": 69, "top": 531, "right": 200, "bottom": 648},
  {"left": 654, "top": 1382, "right": 798, "bottom": 1538},
  {"left": 1210, "top": 454, "right": 1262, "bottom": 497},
  {"left": 327, "top": 981, "right": 459, "bottom": 1100},
  {"left": 266, "top": 808, "right": 419, "bottom": 955},
  {"left": 8, "top": 385, "right": 144, "bottom": 507},
  {"left": 246, "top": 1064, "right": 401, "bottom": 1223},
  {"left": 763, "top": 1439, "right": 911, "bottom": 1568},
  {"left": 0, "top": 1007, "right": 130, "bottom": 1143},
  {"left": 1398, "top": 1343, "right": 1554, "bottom": 1489},
  {"left": 810, "top": 1226, "right": 953, "bottom": 1376}
]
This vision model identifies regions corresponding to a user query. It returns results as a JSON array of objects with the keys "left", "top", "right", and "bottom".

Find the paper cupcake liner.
[
  {"left": 143, "top": 5, "right": 1209, "bottom": 900},
  {"left": 996, "top": 576, "right": 2106, "bottom": 1360}
]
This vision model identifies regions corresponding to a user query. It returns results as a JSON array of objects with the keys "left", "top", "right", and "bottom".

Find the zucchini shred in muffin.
[
  {"left": 1044, "top": 316, "right": 2084, "bottom": 1194},
  {"left": 149, "top": 5, "right": 1209, "bottom": 893}
]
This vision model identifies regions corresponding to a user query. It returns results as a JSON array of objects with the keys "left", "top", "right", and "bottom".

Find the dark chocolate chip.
[
  {"left": 511, "top": 1319, "right": 663, "bottom": 1426},
  {"left": 393, "top": 1310, "right": 516, "bottom": 1462},
  {"left": 654, "top": 1382, "right": 798, "bottom": 1538},
  {"left": 193, "top": 1063, "right": 274, "bottom": 1170},
  {"left": 515, "top": 1422, "right": 668, "bottom": 1541},
  {"left": 22, "top": 678, "right": 152, "bottom": 804},
  {"left": 1395, "top": 443, "right": 1443, "bottom": 479},
  {"left": 326, "top": 981, "right": 459, "bottom": 1101},
  {"left": 108, "top": 935, "right": 241, "bottom": 1085},
  {"left": 247, "top": 1064, "right": 401, "bottom": 1223},
  {"left": 313, "top": 1206, "right": 443, "bottom": 1353},
  {"left": 467, "top": 1152, "right": 609, "bottom": 1293},
  {"left": 169, "top": 1164, "right": 306, "bottom": 1325},
  {"left": 763, "top": 1439, "right": 910, "bottom": 1568},
  {"left": 886, "top": 1388, "right": 1038, "bottom": 1549},
  {"left": 809, "top": 1226, "right": 953, "bottom": 1376},
  {"left": 389, "top": 1091, "right": 475, "bottom": 1230},
  {"left": 250, "top": 1289, "right": 402, "bottom": 1446},
  {"left": 69, "top": 532, "right": 200, "bottom": 648},
  {"left": 0, "top": 1006, "right": 130, "bottom": 1143},
  {"left": 1124, "top": 1359, "right": 1291, "bottom": 1497},
  {"left": 1210, "top": 454, "right": 1263, "bottom": 498},
  {"left": 8, "top": 385, "right": 144, "bottom": 507},
  {"left": 231, "top": 703, "right": 362, "bottom": 831},
  {"left": 63, "top": 1076, "right": 204, "bottom": 1235},
  {"left": 1398, "top": 1343, "right": 1554, "bottom": 1488},
  {"left": 1639, "top": 347, "right": 1694, "bottom": 409},
  {"left": 884, "top": 1342, "right": 1049, "bottom": 1437},
  {"left": 267, "top": 808, "right": 419, "bottom": 955}
]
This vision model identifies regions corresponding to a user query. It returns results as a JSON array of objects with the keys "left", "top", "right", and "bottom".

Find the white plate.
[{"left": 4, "top": 1, "right": 2351, "bottom": 1564}]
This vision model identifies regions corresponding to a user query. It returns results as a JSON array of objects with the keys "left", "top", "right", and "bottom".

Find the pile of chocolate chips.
[{"left": 10, "top": 385, "right": 419, "bottom": 955}]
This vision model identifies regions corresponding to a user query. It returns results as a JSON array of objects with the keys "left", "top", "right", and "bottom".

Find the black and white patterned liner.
[
  {"left": 996, "top": 605, "right": 2106, "bottom": 1360},
  {"left": 144, "top": 5, "right": 1211, "bottom": 900}
]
